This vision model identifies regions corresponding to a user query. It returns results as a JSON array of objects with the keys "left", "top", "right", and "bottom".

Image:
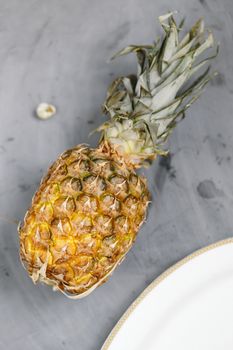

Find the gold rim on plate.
[{"left": 101, "top": 237, "right": 233, "bottom": 349}]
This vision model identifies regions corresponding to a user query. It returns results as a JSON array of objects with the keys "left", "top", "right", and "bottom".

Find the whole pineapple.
[{"left": 19, "top": 13, "right": 216, "bottom": 298}]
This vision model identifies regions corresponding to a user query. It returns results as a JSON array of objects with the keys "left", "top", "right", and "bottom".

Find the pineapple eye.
[
  {"left": 140, "top": 192, "right": 150, "bottom": 204},
  {"left": 129, "top": 174, "right": 146, "bottom": 197},
  {"left": 121, "top": 234, "right": 134, "bottom": 251},
  {"left": 76, "top": 194, "right": 98, "bottom": 213},
  {"left": 54, "top": 196, "right": 76, "bottom": 215},
  {"left": 51, "top": 218, "right": 60, "bottom": 227},
  {"left": 109, "top": 174, "right": 127, "bottom": 187},
  {"left": 92, "top": 158, "right": 107, "bottom": 166},
  {"left": 32, "top": 223, "right": 51, "bottom": 241},
  {"left": 72, "top": 145, "right": 89, "bottom": 154},
  {"left": 72, "top": 213, "right": 93, "bottom": 234},
  {"left": 138, "top": 179, "right": 146, "bottom": 191},
  {"left": 74, "top": 274, "right": 98, "bottom": 291},
  {"left": 134, "top": 214, "right": 145, "bottom": 228},
  {"left": 61, "top": 149, "right": 73, "bottom": 159},
  {"left": 81, "top": 217, "right": 92, "bottom": 227},
  {"left": 79, "top": 159, "right": 91, "bottom": 172},
  {"left": 90, "top": 158, "right": 116, "bottom": 178},
  {"left": 60, "top": 177, "right": 82, "bottom": 193},
  {"left": 124, "top": 194, "right": 137, "bottom": 205},
  {"left": 36, "top": 202, "right": 54, "bottom": 222},
  {"left": 51, "top": 217, "right": 72, "bottom": 235},
  {"left": 66, "top": 198, "right": 76, "bottom": 212},
  {"left": 102, "top": 194, "right": 115, "bottom": 205},
  {"left": 98, "top": 178, "right": 107, "bottom": 192},
  {"left": 103, "top": 234, "right": 117, "bottom": 244},
  {"left": 100, "top": 194, "right": 121, "bottom": 216},
  {"left": 98, "top": 256, "right": 113, "bottom": 269},
  {"left": 39, "top": 224, "right": 51, "bottom": 240},
  {"left": 108, "top": 175, "right": 128, "bottom": 194},
  {"left": 55, "top": 164, "right": 68, "bottom": 178},
  {"left": 99, "top": 234, "right": 118, "bottom": 260},
  {"left": 83, "top": 175, "right": 106, "bottom": 194},
  {"left": 83, "top": 174, "right": 97, "bottom": 186},
  {"left": 129, "top": 174, "right": 139, "bottom": 186},
  {"left": 39, "top": 183, "right": 60, "bottom": 202},
  {"left": 67, "top": 159, "right": 91, "bottom": 177},
  {"left": 123, "top": 195, "right": 138, "bottom": 215},
  {"left": 110, "top": 161, "right": 127, "bottom": 176},
  {"left": 52, "top": 263, "right": 74, "bottom": 282},
  {"left": 101, "top": 234, "right": 118, "bottom": 258},
  {"left": 70, "top": 255, "right": 95, "bottom": 273},
  {"left": 70, "top": 178, "right": 82, "bottom": 191},
  {"left": 95, "top": 215, "right": 113, "bottom": 236},
  {"left": 92, "top": 158, "right": 113, "bottom": 171},
  {"left": 114, "top": 215, "right": 129, "bottom": 233},
  {"left": 60, "top": 177, "right": 70, "bottom": 189}
]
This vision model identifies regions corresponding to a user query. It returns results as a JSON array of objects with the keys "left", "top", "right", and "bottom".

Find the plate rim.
[{"left": 101, "top": 237, "right": 233, "bottom": 350}]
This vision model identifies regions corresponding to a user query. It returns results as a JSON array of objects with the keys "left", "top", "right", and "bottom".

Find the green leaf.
[{"left": 100, "top": 12, "right": 218, "bottom": 166}]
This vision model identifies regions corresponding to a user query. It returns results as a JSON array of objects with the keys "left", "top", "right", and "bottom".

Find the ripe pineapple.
[{"left": 19, "top": 13, "right": 216, "bottom": 298}]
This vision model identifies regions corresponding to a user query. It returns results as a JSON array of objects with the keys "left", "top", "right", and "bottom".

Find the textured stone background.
[{"left": 0, "top": 0, "right": 233, "bottom": 349}]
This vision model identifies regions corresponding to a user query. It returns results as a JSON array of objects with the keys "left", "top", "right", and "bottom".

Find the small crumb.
[{"left": 36, "top": 103, "right": 56, "bottom": 120}]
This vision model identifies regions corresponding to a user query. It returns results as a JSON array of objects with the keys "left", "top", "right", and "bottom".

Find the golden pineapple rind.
[{"left": 19, "top": 144, "right": 150, "bottom": 298}]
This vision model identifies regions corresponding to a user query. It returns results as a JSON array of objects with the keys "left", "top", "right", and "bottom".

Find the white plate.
[{"left": 102, "top": 238, "right": 233, "bottom": 350}]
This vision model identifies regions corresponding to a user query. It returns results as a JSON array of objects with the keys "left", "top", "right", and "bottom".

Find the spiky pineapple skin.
[{"left": 19, "top": 144, "right": 149, "bottom": 297}]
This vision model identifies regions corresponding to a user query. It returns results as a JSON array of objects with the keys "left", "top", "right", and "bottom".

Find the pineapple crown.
[{"left": 98, "top": 12, "right": 218, "bottom": 167}]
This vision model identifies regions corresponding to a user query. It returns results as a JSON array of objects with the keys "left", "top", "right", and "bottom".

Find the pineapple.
[{"left": 19, "top": 13, "right": 216, "bottom": 298}]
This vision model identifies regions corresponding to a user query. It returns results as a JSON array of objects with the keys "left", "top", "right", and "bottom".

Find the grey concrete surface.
[{"left": 0, "top": 1, "right": 233, "bottom": 349}]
